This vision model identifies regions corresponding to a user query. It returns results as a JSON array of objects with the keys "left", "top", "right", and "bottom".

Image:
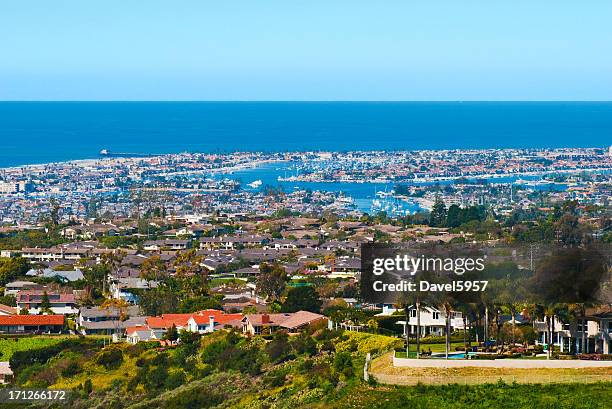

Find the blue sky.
[{"left": 1, "top": 1, "right": 611, "bottom": 100}]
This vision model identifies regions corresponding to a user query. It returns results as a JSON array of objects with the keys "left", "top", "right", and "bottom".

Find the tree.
[
  {"left": 281, "top": 286, "right": 321, "bottom": 313},
  {"left": 49, "top": 198, "right": 60, "bottom": 228},
  {"left": 100, "top": 250, "right": 126, "bottom": 295},
  {"left": 0, "top": 257, "right": 30, "bottom": 286},
  {"left": 140, "top": 255, "right": 166, "bottom": 283},
  {"left": 0, "top": 295, "right": 16, "bottom": 307},
  {"left": 83, "top": 264, "right": 109, "bottom": 302},
  {"left": 446, "top": 204, "right": 462, "bottom": 228},
  {"left": 101, "top": 298, "right": 130, "bottom": 341},
  {"left": 173, "top": 249, "right": 209, "bottom": 297},
  {"left": 138, "top": 287, "right": 179, "bottom": 316},
  {"left": 40, "top": 291, "right": 53, "bottom": 314},
  {"left": 429, "top": 196, "right": 447, "bottom": 227},
  {"left": 256, "top": 263, "right": 288, "bottom": 302},
  {"left": 178, "top": 294, "right": 223, "bottom": 313},
  {"left": 165, "top": 324, "right": 178, "bottom": 341},
  {"left": 533, "top": 247, "right": 606, "bottom": 304},
  {"left": 556, "top": 213, "right": 586, "bottom": 246}
]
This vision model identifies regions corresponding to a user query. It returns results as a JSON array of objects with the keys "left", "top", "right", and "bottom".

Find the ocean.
[{"left": 1, "top": 101, "right": 611, "bottom": 168}]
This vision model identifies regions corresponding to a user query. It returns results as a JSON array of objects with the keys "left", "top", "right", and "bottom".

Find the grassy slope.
[
  {"left": 319, "top": 382, "right": 612, "bottom": 409},
  {"left": 8, "top": 332, "right": 612, "bottom": 409},
  {"left": 0, "top": 336, "right": 74, "bottom": 360}
]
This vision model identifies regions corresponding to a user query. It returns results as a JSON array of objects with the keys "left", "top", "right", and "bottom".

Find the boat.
[{"left": 247, "top": 180, "right": 262, "bottom": 188}]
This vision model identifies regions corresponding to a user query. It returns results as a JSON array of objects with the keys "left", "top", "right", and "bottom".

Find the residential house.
[
  {"left": 145, "top": 313, "right": 193, "bottom": 339},
  {"left": 0, "top": 304, "right": 17, "bottom": 315},
  {"left": 110, "top": 277, "right": 158, "bottom": 304},
  {"left": 78, "top": 305, "right": 147, "bottom": 335},
  {"left": 186, "top": 310, "right": 243, "bottom": 333},
  {"left": 126, "top": 326, "right": 156, "bottom": 344},
  {"left": 3, "top": 281, "right": 42, "bottom": 296},
  {"left": 242, "top": 311, "right": 327, "bottom": 335},
  {"left": 396, "top": 306, "right": 465, "bottom": 337},
  {"left": 143, "top": 239, "right": 191, "bottom": 251},
  {"left": 0, "top": 315, "right": 65, "bottom": 334},
  {"left": 200, "top": 234, "right": 268, "bottom": 250},
  {"left": 589, "top": 307, "right": 612, "bottom": 354},
  {"left": 16, "top": 291, "right": 78, "bottom": 315},
  {"left": 26, "top": 267, "right": 84, "bottom": 282},
  {"left": 0, "top": 362, "right": 13, "bottom": 384}
]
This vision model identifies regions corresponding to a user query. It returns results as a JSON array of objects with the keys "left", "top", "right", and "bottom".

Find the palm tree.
[
  {"left": 457, "top": 303, "right": 475, "bottom": 359},
  {"left": 100, "top": 250, "right": 126, "bottom": 295},
  {"left": 480, "top": 278, "right": 502, "bottom": 349},
  {"left": 443, "top": 302, "right": 453, "bottom": 360},
  {"left": 542, "top": 303, "right": 564, "bottom": 359},
  {"left": 415, "top": 297, "right": 422, "bottom": 358},
  {"left": 436, "top": 292, "right": 456, "bottom": 360}
]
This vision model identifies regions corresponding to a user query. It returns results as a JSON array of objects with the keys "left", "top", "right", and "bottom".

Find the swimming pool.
[{"left": 433, "top": 352, "right": 477, "bottom": 359}]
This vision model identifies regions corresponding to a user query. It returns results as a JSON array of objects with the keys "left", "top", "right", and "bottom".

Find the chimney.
[
  {"left": 261, "top": 313, "right": 270, "bottom": 324},
  {"left": 208, "top": 316, "right": 215, "bottom": 333}
]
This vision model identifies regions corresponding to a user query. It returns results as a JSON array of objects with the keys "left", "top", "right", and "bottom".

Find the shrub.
[
  {"left": 165, "top": 370, "right": 186, "bottom": 389},
  {"left": 83, "top": 378, "right": 93, "bottom": 395},
  {"left": 30, "top": 366, "right": 58, "bottom": 388},
  {"left": 9, "top": 338, "right": 98, "bottom": 373},
  {"left": 334, "top": 332, "right": 402, "bottom": 356},
  {"left": 333, "top": 351, "right": 354, "bottom": 378},
  {"left": 320, "top": 340, "right": 335, "bottom": 353},
  {"left": 60, "top": 360, "right": 82, "bottom": 377},
  {"left": 95, "top": 347, "right": 124, "bottom": 369},
  {"left": 151, "top": 352, "right": 169, "bottom": 366},
  {"left": 291, "top": 333, "right": 317, "bottom": 356},
  {"left": 263, "top": 368, "right": 288, "bottom": 387},
  {"left": 266, "top": 331, "right": 292, "bottom": 363},
  {"left": 146, "top": 365, "right": 169, "bottom": 391},
  {"left": 578, "top": 354, "right": 612, "bottom": 361}
]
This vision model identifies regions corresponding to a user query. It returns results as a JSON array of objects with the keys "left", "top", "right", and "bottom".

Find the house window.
[
  {"left": 410, "top": 310, "right": 417, "bottom": 318},
  {"left": 432, "top": 312, "right": 440, "bottom": 320}
]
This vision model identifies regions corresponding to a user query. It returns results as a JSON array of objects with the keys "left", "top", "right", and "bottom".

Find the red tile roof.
[
  {"left": 146, "top": 316, "right": 187, "bottom": 329},
  {"left": 146, "top": 309, "right": 243, "bottom": 329},
  {"left": 126, "top": 325, "right": 150, "bottom": 335},
  {"left": 0, "top": 315, "right": 65, "bottom": 326},
  {"left": 189, "top": 310, "right": 243, "bottom": 325}
]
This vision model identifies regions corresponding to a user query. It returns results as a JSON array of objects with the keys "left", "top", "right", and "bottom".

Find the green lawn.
[
  {"left": 400, "top": 342, "right": 466, "bottom": 354},
  {"left": 0, "top": 335, "right": 74, "bottom": 360},
  {"left": 326, "top": 381, "right": 612, "bottom": 409}
]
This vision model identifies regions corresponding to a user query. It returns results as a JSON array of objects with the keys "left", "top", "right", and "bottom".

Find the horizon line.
[{"left": 2, "top": 100, "right": 612, "bottom": 103}]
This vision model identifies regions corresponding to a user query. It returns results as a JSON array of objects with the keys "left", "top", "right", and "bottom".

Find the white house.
[
  {"left": 397, "top": 305, "right": 465, "bottom": 337},
  {"left": 126, "top": 326, "right": 155, "bottom": 344},
  {"left": 186, "top": 311, "right": 243, "bottom": 334}
]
